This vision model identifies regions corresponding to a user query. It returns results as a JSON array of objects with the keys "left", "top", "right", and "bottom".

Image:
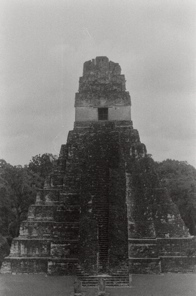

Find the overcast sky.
[{"left": 0, "top": 0, "right": 196, "bottom": 167}]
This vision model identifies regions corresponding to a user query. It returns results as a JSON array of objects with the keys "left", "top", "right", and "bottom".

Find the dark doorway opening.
[{"left": 98, "top": 108, "right": 108, "bottom": 120}]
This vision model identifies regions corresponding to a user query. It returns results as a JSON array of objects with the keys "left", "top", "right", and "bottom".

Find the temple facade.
[{"left": 1, "top": 57, "right": 196, "bottom": 286}]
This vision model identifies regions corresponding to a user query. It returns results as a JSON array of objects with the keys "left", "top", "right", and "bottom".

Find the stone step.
[
  {"left": 35, "top": 190, "right": 80, "bottom": 205},
  {"left": 59, "top": 192, "right": 80, "bottom": 205},
  {"left": 54, "top": 206, "right": 80, "bottom": 222},
  {"left": 27, "top": 205, "right": 56, "bottom": 221},
  {"left": 1, "top": 257, "right": 78, "bottom": 275},
  {"left": 27, "top": 204, "right": 79, "bottom": 222},
  {"left": 19, "top": 221, "right": 79, "bottom": 239},
  {"left": 1, "top": 257, "right": 48, "bottom": 274},
  {"left": 78, "top": 275, "right": 130, "bottom": 287},
  {"left": 50, "top": 241, "right": 78, "bottom": 258},
  {"left": 8, "top": 238, "right": 78, "bottom": 258},
  {"left": 47, "top": 258, "right": 78, "bottom": 275},
  {"left": 160, "top": 256, "right": 196, "bottom": 273},
  {"left": 129, "top": 241, "right": 158, "bottom": 258},
  {"left": 129, "top": 257, "right": 161, "bottom": 274},
  {"left": 35, "top": 189, "right": 61, "bottom": 204},
  {"left": 157, "top": 237, "right": 195, "bottom": 257}
]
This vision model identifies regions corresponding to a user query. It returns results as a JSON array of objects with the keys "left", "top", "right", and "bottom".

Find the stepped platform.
[
  {"left": 1, "top": 257, "right": 78, "bottom": 275},
  {"left": 77, "top": 265, "right": 130, "bottom": 287},
  {"left": 1, "top": 190, "right": 80, "bottom": 275},
  {"left": 128, "top": 238, "right": 196, "bottom": 274},
  {"left": 78, "top": 274, "right": 130, "bottom": 287},
  {"left": 2, "top": 56, "right": 196, "bottom": 283}
]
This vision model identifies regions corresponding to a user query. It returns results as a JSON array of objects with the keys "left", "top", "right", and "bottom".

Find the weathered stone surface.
[
  {"left": 2, "top": 56, "right": 196, "bottom": 281},
  {"left": 129, "top": 258, "right": 161, "bottom": 274},
  {"left": 160, "top": 256, "right": 196, "bottom": 273},
  {"left": 1, "top": 183, "right": 79, "bottom": 275},
  {"left": 47, "top": 258, "right": 78, "bottom": 275},
  {"left": 75, "top": 56, "right": 131, "bottom": 122},
  {"left": 0, "top": 235, "right": 10, "bottom": 267}
]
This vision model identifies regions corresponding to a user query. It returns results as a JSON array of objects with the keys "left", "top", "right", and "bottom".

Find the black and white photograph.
[{"left": 0, "top": 1, "right": 196, "bottom": 295}]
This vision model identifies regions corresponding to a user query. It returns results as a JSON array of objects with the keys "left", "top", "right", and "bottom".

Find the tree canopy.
[
  {"left": 0, "top": 154, "right": 196, "bottom": 240},
  {"left": 28, "top": 153, "right": 58, "bottom": 181},
  {"left": 0, "top": 153, "right": 57, "bottom": 238},
  {"left": 156, "top": 159, "right": 196, "bottom": 234}
]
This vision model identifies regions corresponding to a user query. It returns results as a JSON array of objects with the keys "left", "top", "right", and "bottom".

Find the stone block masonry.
[
  {"left": 1, "top": 191, "right": 79, "bottom": 275},
  {"left": 2, "top": 56, "right": 196, "bottom": 285}
]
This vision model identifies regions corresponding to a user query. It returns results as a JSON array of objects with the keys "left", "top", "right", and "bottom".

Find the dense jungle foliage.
[
  {"left": 156, "top": 159, "right": 196, "bottom": 235},
  {"left": 0, "top": 154, "right": 57, "bottom": 240},
  {"left": 0, "top": 155, "right": 196, "bottom": 245}
]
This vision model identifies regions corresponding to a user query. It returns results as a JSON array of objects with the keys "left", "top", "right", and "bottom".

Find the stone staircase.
[
  {"left": 77, "top": 265, "right": 130, "bottom": 286},
  {"left": 1, "top": 190, "right": 79, "bottom": 275}
]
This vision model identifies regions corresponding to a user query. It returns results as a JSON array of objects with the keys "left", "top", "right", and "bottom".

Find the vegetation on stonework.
[
  {"left": 129, "top": 155, "right": 160, "bottom": 223},
  {"left": 0, "top": 233, "right": 10, "bottom": 267},
  {"left": 131, "top": 155, "right": 160, "bottom": 191},
  {"left": 155, "top": 159, "right": 196, "bottom": 235},
  {"left": 28, "top": 153, "right": 58, "bottom": 181},
  {"left": 128, "top": 155, "right": 196, "bottom": 235},
  {"left": 0, "top": 152, "right": 196, "bottom": 258},
  {"left": 0, "top": 154, "right": 57, "bottom": 242}
]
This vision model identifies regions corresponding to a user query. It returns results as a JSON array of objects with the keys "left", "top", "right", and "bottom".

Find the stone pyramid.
[{"left": 2, "top": 57, "right": 196, "bottom": 286}]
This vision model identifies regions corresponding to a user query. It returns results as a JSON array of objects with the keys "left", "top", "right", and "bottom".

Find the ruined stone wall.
[
  {"left": 61, "top": 122, "right": 132, "bottom": 275},
  {"left": 124, "top": 153, "right": 189, "bottom": 239},
  {"left": 63, "top": 114, "right": 194, "bottom": 276},
  {"left": 75, "top": 56, "right": 131, "bottom": 122},
  {"left": 123, "top": 146, "right": 194, "bottom": 274},
  {"left": 75, "top": 106, "right": 131, "bottom": 121},
  {"left": 3, "top": 56, "right": 195, "bottom": 280}
]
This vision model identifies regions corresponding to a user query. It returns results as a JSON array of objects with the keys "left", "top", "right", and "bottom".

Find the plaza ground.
[{"left": 0, "top": 274, "right": 196, "bottom": 296}]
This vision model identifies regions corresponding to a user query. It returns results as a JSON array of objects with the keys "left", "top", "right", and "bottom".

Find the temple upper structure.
[{"left": 75, "top": 56, "right": 131, "bottom": 122}]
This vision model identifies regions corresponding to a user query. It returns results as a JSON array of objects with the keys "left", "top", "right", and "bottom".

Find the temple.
[{"left": 1, "top": 57, "right": 196, "bottom": 286}]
